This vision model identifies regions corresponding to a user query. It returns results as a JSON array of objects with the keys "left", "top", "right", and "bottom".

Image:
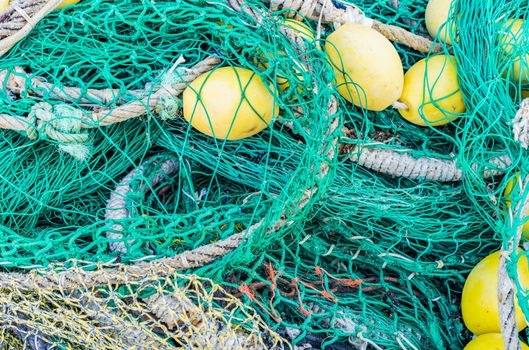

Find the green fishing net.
[{"left": 1, "top": 0, "right": 529, "bottom": 348}]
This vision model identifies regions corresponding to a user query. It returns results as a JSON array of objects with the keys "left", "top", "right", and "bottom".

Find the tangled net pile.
[{"left": 1, "top": 0, "right": 529, "bottom": 348}]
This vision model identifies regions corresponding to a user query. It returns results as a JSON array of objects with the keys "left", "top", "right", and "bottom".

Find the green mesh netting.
[{"left": 2, "top": 0, "right": 529, "bottom": 348}]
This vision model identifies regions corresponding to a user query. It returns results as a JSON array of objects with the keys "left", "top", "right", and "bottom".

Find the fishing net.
[
  {"left": 1, "top": 0, "right": 529, "bottom": 349},
  {"left": 0, "top": 262, "right": 289, "bottom": 349}
]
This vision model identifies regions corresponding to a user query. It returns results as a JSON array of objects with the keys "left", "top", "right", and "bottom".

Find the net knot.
[
  {"left": 155, "top": 56, "right": 187, "bottom": 120},
  {"left": 28, "top": 102, "right": 90, "bottom": 160},
  {"left": 512, "top": 98, "right": 529, "bottom": 149}
]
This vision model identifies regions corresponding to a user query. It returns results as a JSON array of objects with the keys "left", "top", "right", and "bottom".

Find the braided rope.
[
  {"left": 0, "top": 0, "right": 44, "bottom": 40},
  {"left": 105, "top": 157, "right": 181, "bottom": 253},
  {"left": 497, "top": 106, "right": 529, "bottom": 349},
  {"left": 347, "top": 145, "right": 512, "bottom": 181},
  {"left": 0, "top": 66, "right": 145, "bottom": 104},
  {"left": 266, "top": 0, "right": 442, "bottom": 53},
  {"left": 499, "top": 174, "right": 529, "bottom": 350},
  {"left": 0, "top": 0, "right": 63, "bottom": 57}
]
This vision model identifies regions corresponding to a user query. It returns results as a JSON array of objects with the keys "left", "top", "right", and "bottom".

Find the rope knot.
[
  {"left": 28, "top": 102, "right": 91, "bottom": 160},
  {"left": 513, "top": 98, "right": 529, "bottom": 149}
]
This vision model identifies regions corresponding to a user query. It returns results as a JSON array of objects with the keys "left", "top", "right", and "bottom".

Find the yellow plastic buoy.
[
  {"left": 183, "top": 66, "right": 278, "bottom": 140},
  {"left": 425, "top": 0, "right": 456, "bottom": 45},
  {"left": 461, "top": 250, "right": 529, "bottom": 335},
  {"left": 499, "top": 19, "right": 529, "bottom": 83},
  {"left": 283, "top": 18, "right": 315, "bottom": 41},
  {"left": 325, "top": 24, "right": 404, "bottom": 111},
  {"left": 397, "top": 54, "right": 465, "bottom": 126},
  {"left": 257, "top": 19, "right": 315, "bottom": 91},
  {"left": 56, "top": 0, "right": 80, "bottom": 9},
  {"left": 463, "top": 333, "right": 529, "bottom": 350}
]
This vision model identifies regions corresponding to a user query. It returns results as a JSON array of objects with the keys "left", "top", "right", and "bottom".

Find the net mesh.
[
  {"left": 0, "top": 262, "right": 288, "bottom": 349},
  {"left": 1, "top": 0, "right": 529, "bottom": 348}
]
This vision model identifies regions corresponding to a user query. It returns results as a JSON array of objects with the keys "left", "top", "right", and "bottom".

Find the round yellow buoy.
[
  {"left": 499, "top": 19, "right": 529, "bottom": 83},
  {"left": 463, "top": 333, "right": 529, "bottom": 350},
  {"left": 257, "top": 19, "right": 315, "bottom": 91},
  {"left": 425, "top": 0, "right": 456, "bottom": 45},
  {"left": 325, "top": 24, "right": 404, "bottom": 111},
  {"left": 183, "top": 66, "right": 278, "bottom": 140},
  {"left": 397, "top": 54, "right": 465, "bottom": 126},
  {"left": 56, "top": 0, "right": 80, "bottom": 9},
  {"left": 461, "top": 250, "right": 529, "bottom": 335},
  {"left": 283, "top": 18, "right": 315, "bottom": 41}
]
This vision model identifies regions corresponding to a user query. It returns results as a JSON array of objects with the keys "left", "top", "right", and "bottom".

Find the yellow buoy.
[
  {"left": 283, "top": 18, "right": 315, "bottom": 41},
  {"left": 325, "top": 24, "right": 404, "bottom": 111},
  {"left": 183, "top": 66, "right": 278, "bottom": 140},
  {"left": 499, "top": 19, "right": 529, "bottom": 83},
  {"left": 397, "top": 54, "right": 465, "bottom": 126},
  {"left": 463, "top": 333, "right": 529, "bottom": 350},
  {"left": 425, "top": 0, "right": 456, "bottom": 45},
  {"left": 56, "top": 0, "right": 80, "bottom": 9},
  {"left": 461, "top": 250, "right": 529, "bottom": 335},
  {"left": 257, "top": 19, "right": 315, "bottom": 91}
]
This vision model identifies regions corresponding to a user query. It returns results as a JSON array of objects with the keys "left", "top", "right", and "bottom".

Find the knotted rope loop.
[{"left": 28, "top": 102, "right": 90, "bottom": 159}]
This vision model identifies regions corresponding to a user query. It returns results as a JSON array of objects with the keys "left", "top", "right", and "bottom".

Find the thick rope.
[
  {"left": 0, "top": 0, "right": 64, "bottom": 57},
  {"left": 0, "top": 227, "right": 250, "bottom": 290},
  {"left": 105, "top": 157, "right": 181, "bottom": 253},
  {"left": 91, "top": 56, "right": 220, "bottom": 126},
  {"left": 497, "top": 106, "right": 529, "bottom": 350},
  {"left": 498, "top": 174, "right": 529, "bottom": 350},
  {"left": 344, "top": 97, "right": 529, "bottom": 181},
  {"left": 266, "top": 0, "right": 442, "bottom": 53},
  {"left": 1, "top": 66, "right": 144, "bottom": 104},
  {"left": 0, "top": 56, "right": 220, "bottom": 157},
  {"left": 0, "top": 0, "right": 44, "bottom": 40},
  {"left": 370, "top": 20, "right": 442, "bottom": 53},
  {"left": 27, "top": 102, "right": 90, "bottom": 159},
  {"left": 346, "top": 145, "right": 512, "bottom": 181}
]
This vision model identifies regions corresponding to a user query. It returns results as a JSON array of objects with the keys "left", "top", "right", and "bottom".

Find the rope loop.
[{"left": 28, "top": 102, "right": 90, "bottom": 159}]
